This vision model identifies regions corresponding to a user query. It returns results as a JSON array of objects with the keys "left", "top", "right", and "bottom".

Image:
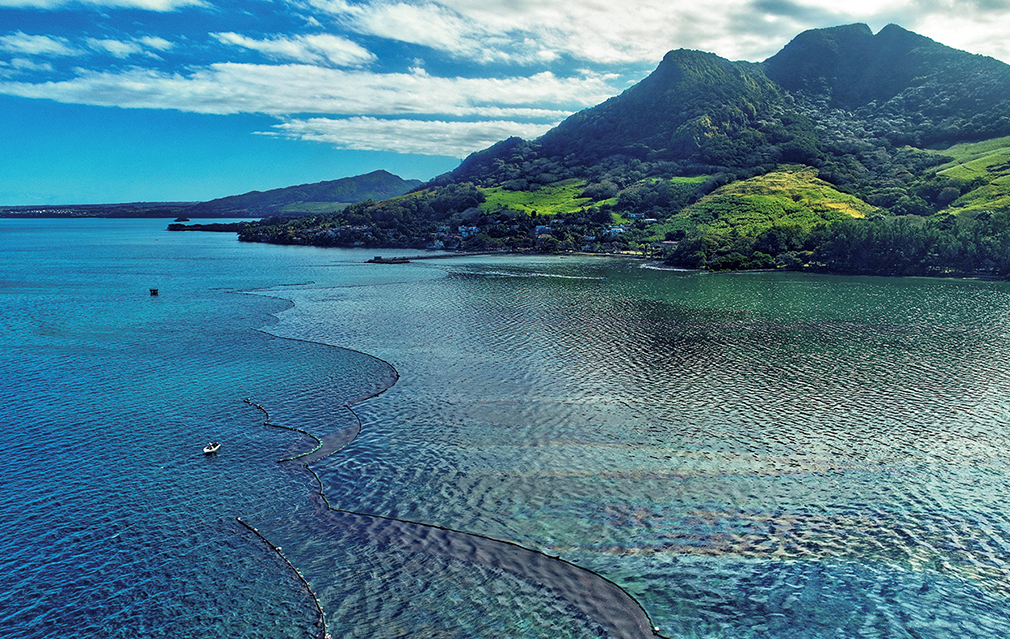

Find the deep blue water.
[
  {"left": 0, "top": 219, "right": 388, "bottom": 638},
  {"left": 5, "top": 219, "right": 1010, "bottom": 638}
]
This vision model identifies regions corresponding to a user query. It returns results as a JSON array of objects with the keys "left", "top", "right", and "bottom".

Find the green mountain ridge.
[
  {"left": 184, "top": 169, "right": 423, "bottom": 217},
  {"left": 241, "top": 24, "right": 1010, "bottom": 277},
  {"left": 444, "top": 22, "right": 1010, "bottom": 191},
  {"left": 767, "top": 23, "right": 1010, "bottom": 145}
]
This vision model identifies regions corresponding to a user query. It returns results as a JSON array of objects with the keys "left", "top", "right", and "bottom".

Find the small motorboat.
[{"left": 203, "top": 441, "right": 221, "bottom": 455}]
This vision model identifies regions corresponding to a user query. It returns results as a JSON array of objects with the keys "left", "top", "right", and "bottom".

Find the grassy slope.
[
  {"left": 479, "top": 175, "right": 708, "bottom": 220},
  {"left": 652, "top": 166, "right": 873, "bottom": 239},
  {"left": 935, "top": 135, "right": 1010, "bottom": 213},
  {"left": 279, "top": 202, "right": 352, "bottom": 214},
  {"left": 479, "top": 179, "right": 592, "bottom": 216}
]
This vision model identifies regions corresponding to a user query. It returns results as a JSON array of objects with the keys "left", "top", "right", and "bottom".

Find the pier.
[{"left": 365, "top": 251, "right": 505, "bottom": 263}]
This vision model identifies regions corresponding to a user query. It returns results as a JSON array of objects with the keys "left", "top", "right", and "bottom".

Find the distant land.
[
  {"left": 235, "top": 24, "right": 1010, "bottom": 278},
  {"left": 181, "top": 170, "right": 423, "bottom": 218},
  {"left": 14, "top": 24, "right": 1010, "bottom": 278},
  {"left": 1, "top": 202, "right": 196, "bottom": 219},
  {"left": 0, "top": 170, "right": 422, "bottom": 219}
]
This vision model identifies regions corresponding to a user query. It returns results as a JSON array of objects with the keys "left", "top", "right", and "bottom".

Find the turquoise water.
[{"left": 5, "top": 219, "right": 1010, "bottom": 638}]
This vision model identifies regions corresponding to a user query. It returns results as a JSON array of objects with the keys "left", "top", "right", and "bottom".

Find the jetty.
[{"left": 365, "top": 251, "right": 503, "bottom": 264}]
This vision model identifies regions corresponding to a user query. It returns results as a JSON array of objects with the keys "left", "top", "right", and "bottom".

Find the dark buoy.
[{"left": 149, "top": 288, "right": 159, "bottom": 296}]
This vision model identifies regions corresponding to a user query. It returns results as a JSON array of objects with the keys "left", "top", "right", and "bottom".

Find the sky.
[{"left": 3, "top": 1, "right": 1010, "bottom": 204}]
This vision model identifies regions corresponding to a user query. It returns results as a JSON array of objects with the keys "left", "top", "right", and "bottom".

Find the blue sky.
[{"left": 2, "top": 0, "right": 1009, "bottom": 204}]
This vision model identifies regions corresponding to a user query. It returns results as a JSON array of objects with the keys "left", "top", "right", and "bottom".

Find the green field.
[
  {"left": 479, "top": 179, "right": 592, "bottom": 216},
  {"left": 663, "top": 176, "right": 709, "bottom": 185},
  {"left": 279, "top": 201, "right": 352, "bottom": 214},
  {"left": 933, "top": 136, "right": 1010, "bottom": 213},
  {"left": 652, "top": 166, "right": 873, "bottom": 239}
]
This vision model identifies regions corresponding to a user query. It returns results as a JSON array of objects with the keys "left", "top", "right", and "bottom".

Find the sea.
[{"left": 4, "top": 218, "right": 1010, "bottom": 638}]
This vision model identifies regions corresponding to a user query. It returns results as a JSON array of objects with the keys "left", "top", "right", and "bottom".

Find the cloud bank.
[
  {"left": 6, "top": 0, "right": 1010, "bottom": 160},
  {"left": 267, "top": 116, "right": 555, "bottom": 157},
  {"left": 304, "top": 0, "right": 1010, "bottom": 65},
  {"left": 0, "top": 63, "right": 610, "bottom": 116},
  {"left": 212, "top": 32, "right": 376, "bottom": 67},
  {"left": 0, "top": 0, "right": 203, "bottom": 9}
]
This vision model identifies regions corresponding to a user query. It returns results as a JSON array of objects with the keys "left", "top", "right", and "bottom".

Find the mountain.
[
  {"left": 446, "top": 23, "right": 1010, "bottom": 191},
  {"left": 445, "top": 48, "right": 810, "bottom": 185},
  {"left": 184, "top": 170, "right": 423, "bottom": 217},
  {"left": 764, "top": 23, "right": 1010, "bottom": 144},
  {"left": 241, "top": 24, "right": 1010, "bottom": 278}
]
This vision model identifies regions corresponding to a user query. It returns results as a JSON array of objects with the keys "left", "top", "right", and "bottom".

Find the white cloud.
[
  {"left": 0, "top": 57, "right": 55, "bottom": 76},
  {"left": 305, "top": 0, "right": 756, "bottom": 64},
  {"left": 0, "top": 32, "right": 81, "bottom": 57},
  {"left": 0, "top": 0, "right": 203, "bottom": 9},
  {"left": 87, "top": 38, "right": 144, "bottom": 58},
  {"left": 903, "top": 8, "right": 1010, "bottom": 64},
  {"left": 307, "top": 0, "right": 550, "bottom": 63},
  {"left": 0, "top": 63, "right": 611, "bottom": 117},
  {"left": 266, "top": 116, "right": 555, "bottom": 156},
  {"left": 10, "top": 57, "right": 55, "bottom": 71},
  {"left": 212, "top": 32, "right": 375, "bottom": 67},
  {"left": 301, "top": 0, "right": 1010, "bottom": 66},
  {"left": 324, "top": 2, "right": 501, "bottom": 61},
  {"left": 1, "top": 32, "right": 177, "bottom": 61},
  {"left": 138, "top": 36, "right": 175, "bottom": 51},
  {"left": 0, "top": 61, "right": 608, "bottom": 155}
]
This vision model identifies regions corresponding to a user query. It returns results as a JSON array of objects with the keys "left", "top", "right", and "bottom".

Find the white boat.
[{"left": 203, "top": 441, "right": 221, "bottom": 455}]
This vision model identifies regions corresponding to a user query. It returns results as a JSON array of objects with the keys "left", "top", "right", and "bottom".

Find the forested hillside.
[{"left": 240, "top": 24, "right": 1010, "bottom": 277}]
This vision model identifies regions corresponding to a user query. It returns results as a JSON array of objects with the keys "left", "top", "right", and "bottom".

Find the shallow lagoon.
[{"left": 4, "top": 219, "right": 1010, "bottom": 638}]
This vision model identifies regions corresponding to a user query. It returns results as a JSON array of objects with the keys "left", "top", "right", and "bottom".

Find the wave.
[{"left": 459, "top": 269, "right": 607, "bottom": 281}]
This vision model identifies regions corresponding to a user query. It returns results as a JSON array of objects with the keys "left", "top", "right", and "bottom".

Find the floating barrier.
[
  {"left": 232, "top": 287, "right": 663, "bottom": 638},
  {"left": 236, "top": 517, "right": 328, "bottom": 639},
  {"left": 243, "top": 398, "right": 323, "bottom": 462}
]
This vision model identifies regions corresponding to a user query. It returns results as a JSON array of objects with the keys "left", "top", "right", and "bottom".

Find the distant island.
[
  {"left": 181, "top": 170, "right": 423, "bottom": 218},
  {"left": 1, "top": 202, "right": 197, "bottom": 219}
]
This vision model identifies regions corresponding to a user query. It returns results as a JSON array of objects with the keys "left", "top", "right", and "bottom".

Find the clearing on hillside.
[{"left": 651, "top": 166, "right": 875, "bottom": 240}]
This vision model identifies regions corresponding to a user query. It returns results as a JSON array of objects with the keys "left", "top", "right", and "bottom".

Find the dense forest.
[{"left": 235, "top": 24, "right": 1010, "bottom": 278}]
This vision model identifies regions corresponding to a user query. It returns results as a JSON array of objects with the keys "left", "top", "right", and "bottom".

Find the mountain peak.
[
  {"left": 770, "top": 23, "right": 872, "bottom": 56},
  {"left": 763, "top": 22, "right": 953, "bottom": 109},
  {"left": 445, "top": 21, "right": 1010, "bottom": 190},
  {"left": 661, "top": 48, "right": 722, "bottom": 63}
]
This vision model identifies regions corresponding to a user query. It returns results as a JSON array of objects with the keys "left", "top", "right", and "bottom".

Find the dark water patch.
[
  {"left": 306, "top": 506, "right": 659, "bottom": 639},
  {"left": 246, "top": 281, "right": 663, "bottom": 638},
  {"left": 260, "top": 261, "right": 1010, "bottom": 637},
  {"left": 245, "top": 453, "right": 661, "bottom": 639},
  {"left": 236, "top": 518, "right": 326, "bottom": 639}
]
